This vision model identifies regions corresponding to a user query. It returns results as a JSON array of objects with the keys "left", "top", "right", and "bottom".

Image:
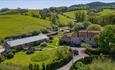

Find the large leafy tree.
[
  {"left": 87, "top": 24, "right": 102, "bottom": 31},
  {"left": 50, "top": 14, "right": 60, "bottom": 31},
  {"left": 94, "top": 25, "right": 115, "bottom": 53},
  {"left": 73, "top": 23, "right": 84, "bottom": 32},
  {"left": 75, "top": 11, "right": 88, "bottom": 22}
]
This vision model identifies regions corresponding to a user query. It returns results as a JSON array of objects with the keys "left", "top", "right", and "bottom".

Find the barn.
[{"left": 4, "top": 34, "right": 49, "bottom": 49}]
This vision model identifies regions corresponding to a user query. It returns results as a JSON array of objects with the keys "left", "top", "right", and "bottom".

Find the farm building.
[
  {"left": 4, "top": 34, "right": 48, "bottom": 49},
  {"left": 60, "top": 30, "right": 100, "bottom": 46}
]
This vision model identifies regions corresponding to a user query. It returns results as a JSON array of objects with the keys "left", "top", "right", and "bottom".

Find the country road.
[{"left": 57, "top": 47, "right": 89, "bottom": 70}]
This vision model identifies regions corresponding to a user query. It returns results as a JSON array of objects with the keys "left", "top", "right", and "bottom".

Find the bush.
[
  {"left": 49, "top": 40, "right": 53, "bottom": 43},
  {"left": 46, "top": 52, "right": 72, "bottom": 70},
  {"left": 87, "top": 24, "right": 102, "bottom": 31},
  {"left": 40, "top": 42, "right": 47, "bottom": 47},
  {"left": 49, "top": 37, "right": 53, "bottom": 40},
  {"left": 3, "top": 49, "right": 15, "bottom": 59},
  {"left": 0, "top": 55, "right": 5, "bottom": 62},
  {"left": 85, "top": 48, "right": 101, "bottom": 55},
  {"left": 28, "top": 64, "right": 40, "bottom": 70},
  {"left": 40, "top": 29, "right": 49, "bottom": 34},
  {"left": 81, "top": 43, "right": 91, "bottom": 48},
  {"left": 7, "top": 51, "right": 14, "bottom": 59},
  {"left": 42, "top": 63, "right": 46, "bottom": 70}
]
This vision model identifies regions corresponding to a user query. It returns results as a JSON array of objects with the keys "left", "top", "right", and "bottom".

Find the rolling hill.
[
  {"left": 63, "top": 11, "right": 76, "bottom": 19},
  {"left": 0, "top": 14, "right": 50, "bottom": 40},
  {"left": 23, "top": 9, "right": 40, "bottom": 16}
]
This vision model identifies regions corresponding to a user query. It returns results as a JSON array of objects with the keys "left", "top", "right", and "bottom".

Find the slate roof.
[{"left": 6, "top": 34, "right": 48, "bottom": 47}]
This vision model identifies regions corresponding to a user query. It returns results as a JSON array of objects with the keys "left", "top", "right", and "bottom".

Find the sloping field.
[
  {"left": 0, "top": 14, "right": 50, "bottom": 40},
  {"left": 24, "top": 9, "right": 40, "bottom": 16},
  {"left": 58, "top": 14, "right": 71, "bottom": 25},
  {"left": 63, "top": 11, "right": 76, "bottom": 19},
  {"left": 97, "top": 9, "right": 115, "bottom": 15}
]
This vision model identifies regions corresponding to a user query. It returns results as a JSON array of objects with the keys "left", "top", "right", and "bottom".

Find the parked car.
[{"left": 73, "top": 50, "right": 79, "bottom": 55}]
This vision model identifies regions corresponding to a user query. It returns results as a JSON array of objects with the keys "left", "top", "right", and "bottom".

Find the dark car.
[{"left": 73, "top": 50, "right": 79, "bottom": 55}]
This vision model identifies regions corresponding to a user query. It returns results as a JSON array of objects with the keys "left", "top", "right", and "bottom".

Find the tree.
[
  {"left": 75, "top": 11, "right": 88, "bottom": 22},
  {"left": 73, "top": 23, "right": 84, "bottom": 32},
  {"left": 94, "top": 25, "right": 115, "bottom": 53},
  {"left": 82, "top": 21, "right": 92, "bottom": 29},
  {"left": 50, "top": 14, "right": 60, "bottom": 31},
  {"left": 0, "top": 8, "right": 9, "bottom": 12},
  {"left": 28, "top": 64, "right": 33, "bottom": 70},
  {"left": 42, "top": 63, "right": 46, "bottom": 70},
  {"left": 87, "top": 24, "right": 102, "bottom": 31},
  {"left": 68, "top": 21, "right": 75, "bottom": 28},
  {"left": 0, "top": 55, "right": 5, "bottom": 62},
  {"left": 74, "top": 62, "right": 90, "bottom": 70},
  {"left": 6, "top": 51, "right": 14, "bottom": 59}
]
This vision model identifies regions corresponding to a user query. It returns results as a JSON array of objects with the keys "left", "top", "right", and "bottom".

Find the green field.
[
  {"left": 63, "top": 11, "right": 76, "bottom": 19},
  {"left": 0, "top": 14, "right": 50, "bottom": 40},
  {"left": 0, "top": 9, "right": 72, "bottom": 41},
  {"left": 24, "top": 10, "right": 40, "bottom": 16},
  {"left": 58, "top": 14, "right": 71, "bottom": 25},
  {"left": 97, "top": 9, "right": 115, "bottom": 15}
]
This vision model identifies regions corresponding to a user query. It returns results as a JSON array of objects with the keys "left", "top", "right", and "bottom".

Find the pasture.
[{"left": 0, "top": 14, "right": 50, "bottom": 40}]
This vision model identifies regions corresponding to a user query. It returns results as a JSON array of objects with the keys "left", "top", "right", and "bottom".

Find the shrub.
[
  {"left": 0, "top": 55, "right": 5, "bottom": 62},
  {"left": 49, "top": 37, "right": 53, "bottom": 40},
  {"left": 85, "top": 48, "right": 101, "bottom": 55},
  {"left": 81, "top": 43, "right": 91, "bottom": 48},
  {"left": 7, "top": 51, "right": 14, "bottom": 59},
  {"left": 87, "top": 24, "right": 102, "bottom": 31},
  {"left": 42, "top": 63, "right": 46, "bottom": 70},
  {"left": 28, "top": 64, "right": 40, "bottom": 70},
  {"left": 46, "top": 51, "right": 72, "bottom": 70},
  {"left": 40, "top": 42, "right": 47, "bottom": 47}
]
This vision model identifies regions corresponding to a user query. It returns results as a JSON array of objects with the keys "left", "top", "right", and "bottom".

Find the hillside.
[
  {"left": 97, "top": 9, "right": 115, "bottom": 15},
  {"left": 58, "top": 14, "right": 71, "bottom": 25},
  {"left": 63, "top": 11, "right": 76, "bottom": 19},
  {"left": 23, "top": 9, "right": 39, "bottom": 16},
  {"left": 0, "top": 14, "right": 50, "bottom": 40}
]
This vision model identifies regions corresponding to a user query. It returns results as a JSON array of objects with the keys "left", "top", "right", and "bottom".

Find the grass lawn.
[
  {"left": 3, "top": 47, "right": 69, "bottom": 66},
  {"left": 0, "top": 14, "right": 50, "bottom": 40}
]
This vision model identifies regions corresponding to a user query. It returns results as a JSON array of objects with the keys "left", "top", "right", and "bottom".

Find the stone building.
[{"left": 60, "top": 30, "right": 100, "bottom": 46}]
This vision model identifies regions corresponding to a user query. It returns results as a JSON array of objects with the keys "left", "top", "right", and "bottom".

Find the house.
[
  {"left": 4, "top": 34, "right": 49, "bottom": 49},
  {"left": 60, "top": 30, "right": 100, "bottom": 46}
]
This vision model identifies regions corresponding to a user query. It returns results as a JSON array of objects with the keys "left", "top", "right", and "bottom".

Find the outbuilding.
[{"left": 4, "top": 34, "right": 49, "bottom": 49}]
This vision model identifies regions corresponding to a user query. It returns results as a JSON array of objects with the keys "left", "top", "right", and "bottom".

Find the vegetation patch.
[
  {"left": 31, "top": 54, "right": 50, "bottom": 62},
  {"left": 3, "top": 47, "right": 69, "bottom": 66},
  {"left": 71, "top": 56, "right": 115, "bottom": 70}
]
